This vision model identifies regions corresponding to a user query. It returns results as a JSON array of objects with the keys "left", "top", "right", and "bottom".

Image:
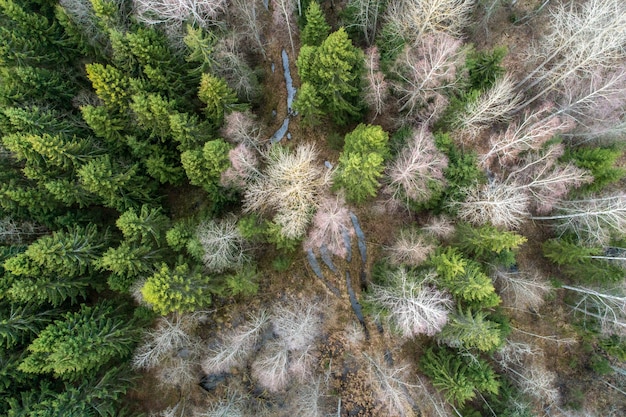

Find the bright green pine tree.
[
  {"left": 296, "top": 27, "right": 364, "bottom": 125},
  {"left": 438, "top": 308, "right": 503, "bottom": 352},
  {"left": 429, "top": 247, "right": 501, "bottom": 308},
  {"left": 18, "top": 302, "right": 138, "bottom": 380},
  {"left": 80, "top": 105, "right": 126, "bottom": 146},
  {"left": 141, "top": 262, "right": 212, "bottom": 315},
  {"left": 181, "top": 138, "right": 231, "bottom": 194},
  {"left": 85, "top": 63, "right": 132, "bottom": 110},
  {"left": 23, "top": 224, "right": 107, "bottom": 277},
  {"left": 0, "top": 65, "right": 76, "bottom": 108},
  {"left": 292, "top": 82, "right": 323, "bottom": 126},
  {"left": 420, "top": 347, "right": 500, "bottom": 406},
  {"left": 97, "top": 242, "right": 159, "bottom": 292},
  {"left": 169, "top": 111, "right": 213, "bottom": 151},
  {"left": 43, "top": 178, "right": 98, "bottom": 208},
  {"left": 455, "top": 222, "right": 526, "bottom": 265},
  {"left": 198, "top": 73, "right": 239, "bottom": 127},
  {"left": 130, "top": 93, "right": 177, "bottom": 140},
  {"left": 335, "top": 124, "right": 389, "bottom": 204},
  {"left": 77, "top": 155, "right": 156, "bottom": 211},
  {"left": 115, "top": 205, "right": 169, "bottom": 246},
  {"left": 301, "top": 1, "right": 331, "bottom": 46}
]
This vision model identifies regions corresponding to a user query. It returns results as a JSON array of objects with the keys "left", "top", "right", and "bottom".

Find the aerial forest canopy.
[{"left": 1, "top": 0, "right": 626, "bottom": 416}]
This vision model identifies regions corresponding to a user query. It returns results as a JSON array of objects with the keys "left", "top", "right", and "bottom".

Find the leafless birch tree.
[
  {"left": 387, "top": 228, "right": 436, "bottom": 267},
  {"left": 515, "top": 0, "right": 626, "bottom": 111},
  {"left": 244, "top": 144, "right": 331, "bottom": 239},
  {"left": 390, "top": 33, "right": 465, "bottom": 124},
  {"left": 272, "top": 0, "right": 297, "bottom": 55},
  {"left": 531, "top": 194, "right": 626, "bottom": 245},
  {"left": 229, "top": 0, "right": 267, "bottom": 56},
  {"left": 133, "top": 0, "right": 227, "bottom": 28},
  {"left": 202, "top": 311, "right": 270, "bottom": 373},
  {"left": 562, "top": 284, "right": 626, "bottom": 336},
  {"left": 303, "top": 193, "right": 353, "bottom": 258},
  {"left": 385, "top": 126, "right": 448, "bottom": 206},
  {"left": 362, "top": 352, "right": 416, "bottom": 417},
  {"left": 507, "top": 144, "right": 592, "bottom": 214},
  {"left": 196, "top": 217, "right": 250, "bottom": 273},
  {"left": 368, "top": 268, "right": 453, "bottom": 338},
  {"left": 452, "top": 74, "right": 522, "bottom": 138},
  {"left": 454, "top": 181, "right": 530, "bottom": 229},
  {"left": 345, "top": 0, "right": 384, "bottom": 45},
  {"left": 385, "top": 0, "right": 476, "bottom": 41},
  {"left": 363, "top": 47, "right": 389, "bottom": 119},
  {"left": 480, "top": 103, "right": 574, "bottom": 169},
  {"left": 493, "top": 267, "right": 552, "bottom": 311}
]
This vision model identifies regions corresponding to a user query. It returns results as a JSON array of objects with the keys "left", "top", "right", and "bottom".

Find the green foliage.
[
  {"left": 116, "top": 205, "right": 168, "bottom": 246},
  {"left": 85, "top": 63, "right": 131, "bottom": 109},
  {"left": 335, "top": 124, "right": 389, "bottom": 204},
  {"left": 198, "top": 73, "right": 239, "bottom": 127},
  {"left": 272, "top": 255, "right": 294, "bottom": 272},
  {"left": 97, "top": 242, "right": 159, "bottom": 292},
  {"left": 78, "top": 155, "right": 156, "bottom": 211},
  {"left": 293, "top": 82, "right": 324, "bottom": 126},
  {"left": 429, "top": 247, "right": 500, "bottom": 308},
  {"left": 0, "top": 65, "right": 76, "bottom": 108},
  {"left": 181, "top": 139, "right": 231, "bottom": 194},
  {"left": 184, "top": 25, "right": 218, "bottom": 76},
  {"left": 376, "top": 22, "right": 405, "bottom": 65},
  {"left": 542, "top": 238, "right": 624, "bottom": 284},
  {"left": 237, "top": 214, "right": 266, "bottom": 242},
  {"left": 455, "top": 222, "right": 527, "bottom": 261},
  {"left": 80, "top": 105, "right": 126, "bottom": 146},
  {"left": 566, "top": 146, "right": 625, "bottom": 194},
  {"left": 141, "top": 262, "right": 212, "bottom": 315},
  {"left": 224, "top": 266, "right": 259, "bottom": 297},
  {"left": 420, "top": 347, "right": 500, "bottom": 406},
  {"left": 431, "top": 132, "right": 485, "bottom": 211},
  {"left": 0, "top": 304, "right": 56, "bottom": 348},
  {"left": 130, "top": 93, "right": 177, "bottom": 140},
  {"left": 166, "top": 220, "right": 195, "bottom": 252},
  {"left": 438, "top": 308, "right": 503, "bottom": 351},
  {"left": 23, "top": 224, "right": 106, "bottom": 277},
  {"left": 301, "top": 1, "right": 330, "bottom": 46},
  {"left": 465, "top": 46, "right": 507, "bottom": 92},
  {"left": 18, "top": 302, "right": 138, "bottom": 380},
  {"left": 297, "top": 28, "right": 364, "bottom": 125},
  {"left": 264, "top": 221, "right": 301, "bottom": 252}
]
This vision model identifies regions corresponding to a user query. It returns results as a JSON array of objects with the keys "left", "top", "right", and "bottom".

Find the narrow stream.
[{"left": 269, "top": 49, "right": 297, "bottom": 142}]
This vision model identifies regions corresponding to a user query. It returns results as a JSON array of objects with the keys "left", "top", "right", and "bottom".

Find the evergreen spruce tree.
[
  {"left": 97, "top": 242, "right": 159, "bottom": 292},
  {"left": 301, "top": 1, "right": 330, "bottom": 46},
  {"left": 181, "top": 139, "right": 231, "bottom": 194},
  {"left": 438, "top": 308, "right": 503, "bottom": 352},
  {"left": 292, "top": 82, "right": 324, "bottom": 126},
  {"left": 198, "top": 73, "right": 239, "bottom": 127},
  {"left": 296, "top": 28, "right": 364, "bottom": 125},
  {"left": 335, "top": 124, "right": 389, "bottom": 203},
  {"left": 115, "top": 205, "right": 169, "bottom": 246},
  {"left": 18, "top": 302, "right": 138, "bottom": 380},
  {"left": 141, "top": 262, "right": 212, "bottom": 315}
]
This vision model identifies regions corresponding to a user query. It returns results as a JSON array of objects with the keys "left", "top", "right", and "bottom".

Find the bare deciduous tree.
[
  {"left": 287, "top": 378, "right": 332, "bottom": 417},
  {"left": 508, "top": 144, "right": 592, "bottom": 214},
  {"left": 303, "top": 194, "right": 353, "bottom": 258},
  {"left": 221, "top": 144, "right": 260, "bottom": 189},
  {"left": 363, "top": 353, "right": 415, "bottom": 417},
  {"left": 453, "top": 74, "right": 522, "bottom": 138},
  {"left": 272, "top": 0, "right": 297, "bottom": 55},
  {"left": 454, "top": 181, "right": 530, "bottom": 229},
  {"left": 385, "top": 0, "right": 476, "bottom": 41},
  {"left": 390, "top": 33, "right": 464, "bottom": 124},
  {"left": 562, "top": 285, "right": 626, "bottom": 336},
  {"left": 244, "top": 144, "right": 331, "bottom": 239},
  {"left": 385, "top": 126, "right": 448, "bottom": 206},
  {"left": 251, "top": 339, "right": 291, "bottom": 392},
  {"left": 368, "top": 269, "right": 452, "bottom": 338},
  {"left": 272, "top": 300, "right": 323, "bottom": 351},
  {"left": 493, "top": 267, "right": 552, "bottom": 311},
  {"left": 515, "top": 0, "right": 626, "bottom": 111},
  {"left": 221, "top": 111, "right": 263, "bottom": 146},
  {"left": 363, "top": 47, "right": 389, "bottom": 119},
  {"left": 202, "top": 311, "right": 270, "bottom": 374},
  {"left": 480, "top": 104, "right": 574, "bottom": 169},
  {"left": 133, "top": 0, "right": 227, "bottom": 28},
  {"left": 387, "top": 228, "right": 436, "bottom": 267},
  {"left": 212, "top": 34, "right": 261, "bottom": 101},
  {"left": 197, "top": 217, "right": 249, "bottom": 273},
  {"left": 531, "top": 194, "right": 626, "bottom": 245},
  {"left": 229, "top": 0, "right": 267, "bottom": 56},
  {"left": 345, "top": 0, "right": 384, "bottom": 45},
  {"left": 422, "top": 216, "right": 456, "bottom": 239}
]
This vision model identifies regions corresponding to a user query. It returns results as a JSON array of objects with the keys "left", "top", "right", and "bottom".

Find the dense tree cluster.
[{"left": 1, "top": 0, "right": 626, "bottom": 416}]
